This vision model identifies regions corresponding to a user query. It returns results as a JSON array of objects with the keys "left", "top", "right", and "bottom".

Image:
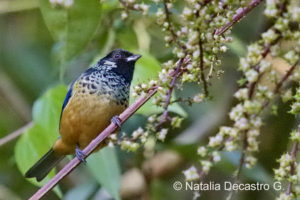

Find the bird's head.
[
  {"left": 98, "top": 49, "right": 141, "bottom": 83},
  {"left": 104, "top": 49, "right": 141, "bottom": 64}
]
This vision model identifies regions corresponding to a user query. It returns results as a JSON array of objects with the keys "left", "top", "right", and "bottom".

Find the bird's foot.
[
  {"left": 75, "top": 146, "right": 86, "bottom": 163},
  {"left": 111, "top": 115, "right": 122, "bottom": 128}
]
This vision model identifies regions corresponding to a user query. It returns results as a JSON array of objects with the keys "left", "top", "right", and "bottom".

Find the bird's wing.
[
  {"left": 59, "top": 81, "right": 75, "bottom": 124},
  {"left": 59, "top": 67, "right": 95, "bottom": 122},
  {"left": 62, "top": 86, "right": 73, "bottom": 112}
]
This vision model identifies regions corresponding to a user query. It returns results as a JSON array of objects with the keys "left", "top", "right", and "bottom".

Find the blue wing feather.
[
  {"left": 59, "top": 83, "right": 74, "bottom": 124},
  {"left": 62, "top": 87, "right": 73, "bottom": 112}
]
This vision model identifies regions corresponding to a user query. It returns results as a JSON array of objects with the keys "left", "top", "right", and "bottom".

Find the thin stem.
[
  {"left": 261, "top": 58, "right": 299, "bottom": 109},
  {"left": 236, "top": 133, "right": 248, "bottom": 179},
  {"left": 0, "top": 122, "right": 33, "bottom": 147},
  {"left": 227, "top": 131, "right": 248, "bottom": 200},
  {"left": 162, "top": 0, "right": 177, "bottom": 40},
  {"left": 273, "top": 60, "right": 299, "bottom": 94},
  {"left": 194, "top": 2, "right": 209, "bottom": 96},
  {"left": 198, "top": 38, "right": 209, "bottom": 96},
  {"left": 162, "top": 0, "right": 186, "bottom": 50}
]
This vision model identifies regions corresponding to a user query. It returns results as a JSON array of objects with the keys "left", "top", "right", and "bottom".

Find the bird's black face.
[
  {"left": 104, "top": 49, "right": 141, "bottom": 65},
  {"left": 100, "top": 49, "right": 141, "bottom": 83}
]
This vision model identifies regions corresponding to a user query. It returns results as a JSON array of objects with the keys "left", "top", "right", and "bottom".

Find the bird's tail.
[{"left": 25, "top": 149, "right": 64, "bottom": 182}]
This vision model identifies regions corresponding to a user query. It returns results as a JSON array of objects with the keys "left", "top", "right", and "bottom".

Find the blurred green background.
[{"left": 0, "top": 0, "right": 296, "bottom": 200}]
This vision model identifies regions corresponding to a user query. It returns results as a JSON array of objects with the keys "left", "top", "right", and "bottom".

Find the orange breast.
[{"left": 53, "top": 91, "right": 126, "bottom": 155}]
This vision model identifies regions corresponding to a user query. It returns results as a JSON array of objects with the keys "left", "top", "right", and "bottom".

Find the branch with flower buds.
[
  {"left": 237, "top": 58, "right": 299, "bottom": 170},
  {"left": 155, "top": 58, "right": 187, "bottom": 129},
  {"left": 118, "top": 0, "right": 149, "bottom": 17},
  {"left": 162, "top": 0, "right": 186, "bottom": 50},
  {"left": 247, "top": 36, "right": 281, "bottom": 98},
  {"left": 214, "top": 0, "right": 264, "bottom": 35},
  {"left": 247, "top": 0, "right": 289, "bottom": 98},
  {"left": 155, "top": 0, "right": 266, "bottom": 133}
]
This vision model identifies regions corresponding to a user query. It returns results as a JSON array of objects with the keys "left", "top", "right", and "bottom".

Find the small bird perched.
[{"left": 25, "top": 49, "right": 141, "bottom": 181}]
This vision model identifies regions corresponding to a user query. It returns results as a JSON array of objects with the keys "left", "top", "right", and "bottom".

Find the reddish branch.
[
  {"left": 214, "top": 0, "right": 264, "bottom": 36},
  {"left": 274, "top": 60, "right": 299, "bottom": 94},
  {"left": 247, "top": 36, "right": 282, "bottom": 99},
  {"left": 247, "top": 0, "right": 288, "bottom": 99},
  {"left": 261, "top": 59, "right": 299, "bottom": 108},
  {"left": 156, "top": 58, "right": 187, "bottom": 129}
]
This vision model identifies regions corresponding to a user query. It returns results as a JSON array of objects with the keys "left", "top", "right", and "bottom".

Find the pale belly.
[{"left": 54, "top": 92, "right": 126, "bottom": 154}]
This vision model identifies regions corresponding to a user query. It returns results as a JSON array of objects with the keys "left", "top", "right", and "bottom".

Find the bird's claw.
[
  {"left": 75, "top": 146, "right": 86, "bottom": 163},
  {"left": 111, "top": 115, "right": 122, "bottom": 128}
]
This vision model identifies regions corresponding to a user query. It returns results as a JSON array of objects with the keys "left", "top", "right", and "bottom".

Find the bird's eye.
[{"left": 114, "top": 54, "right": 121, "bottom": 59}]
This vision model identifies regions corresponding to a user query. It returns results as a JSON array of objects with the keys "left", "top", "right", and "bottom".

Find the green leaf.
[
  {"left": 87, "top": 147, "right": 121, "bottom": 200},
  {"left": 15, "top": 84, "right": 67, "bottom": 194},
  {"left": 39, "top": 0, "right": 102, "bottom": 61},
  {"left": 32, "top": 84, "right": 67, "bottom": 139},
  {"left": 130, "top": 52, "right": 187, "bottom": 117},
  {"left": 14, "top": 124, "right": 62, "bottom": 197}
]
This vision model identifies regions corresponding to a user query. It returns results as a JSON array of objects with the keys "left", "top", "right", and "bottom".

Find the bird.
[{"left": 25, "top": 49, "right": 141, "bottom": 181}]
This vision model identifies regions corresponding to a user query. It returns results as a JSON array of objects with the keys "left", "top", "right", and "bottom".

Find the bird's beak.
[{"left": 126, "top": 54, "right": 142, "bottom": 62}]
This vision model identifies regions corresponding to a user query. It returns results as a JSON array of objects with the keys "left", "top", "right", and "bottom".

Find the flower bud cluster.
[
  {"left": 274, "top": 151, "right": 299, "bottom": 188},
  {"left": 119, "top": 0, "right": 149, "bottom": 19},
  {"left": 119, "top": 127, "right": 149, "bottom": 152},
  {"left": 183, "top": 166, "right": 200, "bottom": 181}
]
